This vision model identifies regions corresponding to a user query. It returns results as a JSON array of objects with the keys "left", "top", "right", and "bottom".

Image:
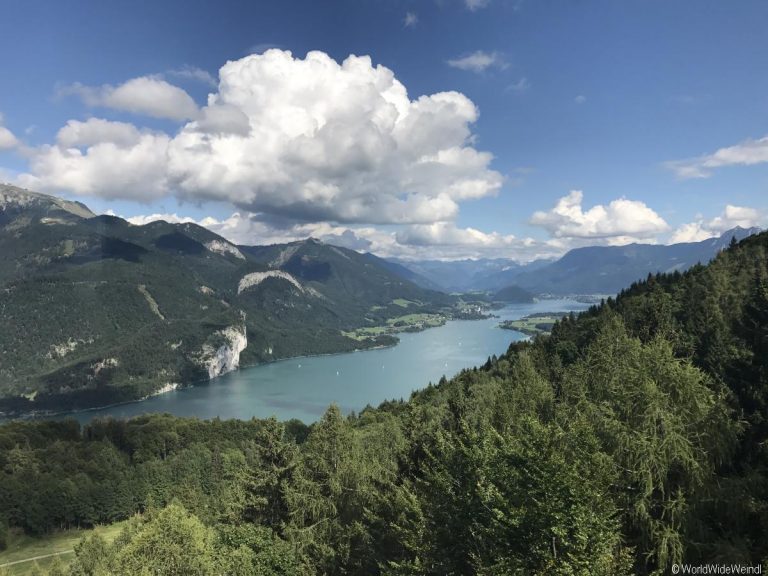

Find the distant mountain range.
[
  {"left": 0, "top": 185, "right": 451, "bottom": 415},
  {"left": 391, "top": 227, "right": 761, "bottom": 295},
  {"left": 1, "top": 185, "right": 760, "bottom": 414},
  {"left": 386, "top": 257, "right": 553, "bottom": 293}
]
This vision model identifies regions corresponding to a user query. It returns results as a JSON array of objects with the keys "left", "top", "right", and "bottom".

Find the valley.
[
  {"left": 0, "top": 186, "right": 760, "bottom": 419},
  {"left": 1, "top": 6, "right": 766, "bottom": 573},
  {"left": 41, "top": 299, "right": 586, "bottom": 424},
  {"left": 0, "top": 186, "right": 466, "bottom": 416}
]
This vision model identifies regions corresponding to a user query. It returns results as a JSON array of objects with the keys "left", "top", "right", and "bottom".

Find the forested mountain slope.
[
  {"left": 0, "top": 185, "right": 452, "bottom": 415},
  {"left": 512, "top": 225, "right": 760, "bottom": 294},
  {"left": 1, "top": 230, "right": 766, "bottom": 574}
]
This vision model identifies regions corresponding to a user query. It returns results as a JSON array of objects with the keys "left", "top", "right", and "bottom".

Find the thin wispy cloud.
[
  {"left": 574, "top": 95, "right": 586, "bottom": 104},
  {"left": 168, "top": 65, "right": 217, "bottom": 88},
  {"left": 669, "top": 94, "right": 695, "bottom": 105},
  {"left": 665, "top": 135, "right": 768, "bottom": 179},
  {"left": 447, "top": 50, "right": 505, "bottom": 73},
  {"left": 404, "top": 11, "right": 418, "bottom": 27},
  {"left": 465, "top": 0, "right": 491, "bottom": 11},
  {"left": 247, "top": 42, "right": 283, "bottom": 55},
  {"left": 507, "top": 77, "right": 530, "bottom": 93}
]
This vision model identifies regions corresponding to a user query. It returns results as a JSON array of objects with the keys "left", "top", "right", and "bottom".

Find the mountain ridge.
[
  {"left": 389, "top": 226, "right": 761, "bottom": 294},
  {"left": 0, "top": 187, "right": 455, "bottom": 415}
]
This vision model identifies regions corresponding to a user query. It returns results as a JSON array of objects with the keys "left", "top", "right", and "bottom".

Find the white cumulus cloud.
[
  {"left": 0, "top": 113, "right": 18, "bottom": 150},
  {"left": 30, "top": 51, "right": 502, "bottom": 226},
  {"left": 118, "top": 208, "right": 562, "bottom": 261},
  {"left": 669, "top": 204, "right": 763, "bottom": 243},
  {"left": 665, "top": 135, "right": 768, "bottom": 179},
  {"left": 166, "top": 50, "right": 502, "bottom": 224},
  {"left": 16, "top": 50, "right": 521, "bottom": 259},
  {"left": 62, "top": 76, "right": 199, "bottom": 121},
  {"left": 124, "top": 212, "right": 198, "bottom": 226},
  {"left": 19, "top": 118, "right": 170, "bottom": 200},
  {"left": 530, "top": 190, "right": 670, "bottom": 243},
  {"left": 55, "top": 118, "right": 144, "bottom": 148}
]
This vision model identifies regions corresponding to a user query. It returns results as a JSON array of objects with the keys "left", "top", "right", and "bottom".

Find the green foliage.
[
  {"left": 70, "top": 532, "right": 110, "bottom": 576},
  {"left": 1, "top": 230, "right": 768, "bottom": 574}
]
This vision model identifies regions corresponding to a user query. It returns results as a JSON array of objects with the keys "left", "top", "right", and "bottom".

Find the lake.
[{"left": 59, "top": 299, "right": 588, "bottom": 423}]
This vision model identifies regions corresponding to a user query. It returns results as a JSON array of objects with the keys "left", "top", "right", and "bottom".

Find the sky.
[{"left": 0, "top": 0, "right": 766, "bottom": 260}]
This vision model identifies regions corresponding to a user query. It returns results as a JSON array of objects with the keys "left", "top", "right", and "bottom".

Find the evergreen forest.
[{"left": 1, "top": 232, "right": 767, "bottom": 574}]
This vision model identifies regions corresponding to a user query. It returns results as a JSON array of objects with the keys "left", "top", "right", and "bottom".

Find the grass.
[
  {"left": 343, "top": 312, "right": 446, "bottom": 341},
  {"left": 0, "top": 521, "right": 127, "bottom": 575},
  {"left": 392, "top": 298, "right": 417, "bottom": 308},
  {"left": 499, "top": 314, "right": 562, "bottom": 336},
  {"left": 387, "top": 313, "right": 444, "bottom": 327}
]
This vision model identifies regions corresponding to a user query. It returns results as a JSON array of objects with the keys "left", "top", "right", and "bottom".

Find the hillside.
[
  {"left": 0, "top": 186, "right": 454, "bottom": 415},
  {"left": 513, "top": 226, "right": 760, "bottom": 294},
  {"left": 492, "top": 284, "right": 534, "bottom": 303},
  {"left": 1, "top": 229, "right": 766, "bottom": 574},
  {"left": 390, "top": 228, "right": 760, "bottom": 295},
  {"left": 388, "top": 257, "right": 548, "bottom": 293}
]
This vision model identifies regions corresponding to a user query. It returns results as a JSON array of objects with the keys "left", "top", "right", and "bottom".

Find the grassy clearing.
[
  {"left": 343, "top": 312, "right": 446, "bottom": 341},
  {"left": 0, "top": 521, "right": 126, "bottom": 575},
  {"left": 392, "top": 298, "right": 418, "bottom": 308},
  {"left": 387, "top": 313, "right": 443, "bottom": 327},
  {"left": 499, "top": 314, "right": 561, "bottom": 336}
]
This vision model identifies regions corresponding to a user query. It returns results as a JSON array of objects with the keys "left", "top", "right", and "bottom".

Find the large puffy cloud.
[
  {"left": 665, "top": 135, "right": 768, "bottom": 179},
  {"left": 19, "top": 118, "right": 170, "bottom": 200},
  {"left": 62, "top": 76, "right": 199, "bottom": 121},
  {"left": 669, "top": 204, "right": 764, "bottom": 243},
  {"left": 529, "top": 190, "right": 670, "bottom": 243},
  {"left": 56, "top": 118, "right": 144, "bottom": 148},
  {"left": 30, "top": 50, "right": 501, "bottom": 226},
  {"left": 166, "top": 50, "right": 502, "bottom": 223}
]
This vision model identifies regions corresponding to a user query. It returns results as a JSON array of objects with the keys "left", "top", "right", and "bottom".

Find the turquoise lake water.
[{"left": 59, "top": 299, "right": 588, "bottom": 423}]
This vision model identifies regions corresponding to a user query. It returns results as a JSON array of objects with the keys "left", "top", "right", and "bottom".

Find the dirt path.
[{"left": 0, "top": 549, "right": 74, "bottom": 568}]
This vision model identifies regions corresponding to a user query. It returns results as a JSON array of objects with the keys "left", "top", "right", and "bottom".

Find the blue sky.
[{"left": 0, "top": 0, "right": 766, "bottom": 259}]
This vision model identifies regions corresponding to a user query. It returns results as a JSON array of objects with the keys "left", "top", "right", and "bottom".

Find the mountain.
[
  {"left": 238, "top": 239, "right": 452, "bottom": 322},
  {"left": 492, "top": 284, "right": 535, "bottom": 303},
  {"left": 0, "top": 185, "right": 452, "bottom": 415},
  {"left": 511, "top": 226, "right": 761, "bottom": 295},
  {"left": 360, "top": 253, "right": 444, "bottom": 291},
  {"left": 388, "top": 228, "right": 761, "bottom": 295},
  {"left": 388, "top": 258, "right": 553, "bottom": 293},
  {"left": 4, "top": 227, "right": 767, "bottom": 573}
]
